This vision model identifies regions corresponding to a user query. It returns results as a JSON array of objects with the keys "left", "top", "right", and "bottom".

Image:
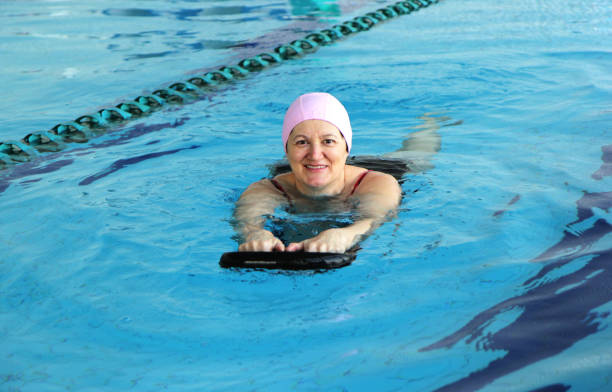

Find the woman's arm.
[
  {"left": 286, "top": 172, "right": 401, "bottom": 253},
  {"left": 234, "top": 179, "right": 287, "bottom": 251}
]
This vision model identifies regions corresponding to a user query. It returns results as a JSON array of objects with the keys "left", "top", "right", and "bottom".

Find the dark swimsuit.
[
  {"left": 266, "top": 171, "right": 370, "bottom": 246},
  {"left": 269, "top": 170, "right": 371, "bottom": 203}
]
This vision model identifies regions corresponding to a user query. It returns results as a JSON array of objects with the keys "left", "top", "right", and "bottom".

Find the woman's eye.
[
  {"left": 295, "top": 140, "right": 307, "bottom": 145},
  {"left": 323, "top": 139, "right": 336, "bottom": 145}
]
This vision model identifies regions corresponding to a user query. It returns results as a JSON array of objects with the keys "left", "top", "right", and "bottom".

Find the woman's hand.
[
  {"left": 286, "top": 227, "right": 358, "bottom": 253},
  {"left": 239, "top": 229, "right": 285, "bottom": 252}
]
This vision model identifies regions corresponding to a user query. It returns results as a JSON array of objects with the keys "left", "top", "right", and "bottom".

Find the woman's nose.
[{"left": 308, "top": 142, "right": 323, "bottom": 159}]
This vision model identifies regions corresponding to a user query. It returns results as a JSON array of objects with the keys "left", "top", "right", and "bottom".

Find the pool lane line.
[
  {"left": 0, "top": 0, "right": 440, "bottom": 171},
  {"left": 187, "top": 0, "right": 388, "bottom": 69}
]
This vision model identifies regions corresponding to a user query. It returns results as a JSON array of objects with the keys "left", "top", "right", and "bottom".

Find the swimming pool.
[{"left": 1, "top": 0, "right": 611, "bottom": 391}]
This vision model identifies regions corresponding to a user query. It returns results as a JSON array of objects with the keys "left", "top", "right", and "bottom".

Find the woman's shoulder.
[
  {"left": 346, "top": 165, "right": 396, "bottom": 182},
  {"left": 239, "top": 176, "right": 292, "bottom": 205},
  {"left": 271, "top": 172, "right": 294, "bottom": 189},
  {"left": 243, "top": 176, "right": 284, "bottom": 196},
  {"left": 347, "top": 165, "right": 400, "bottom": 195}
]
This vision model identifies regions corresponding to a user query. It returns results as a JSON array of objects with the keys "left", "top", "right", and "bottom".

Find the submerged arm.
[{"left": 234, "top": 180, "right": 286, "bottom": 251}]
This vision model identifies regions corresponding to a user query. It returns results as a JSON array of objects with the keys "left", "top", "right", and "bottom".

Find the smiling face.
[{"left": 286, "top": 119, "right": 349, "bottom": 196}]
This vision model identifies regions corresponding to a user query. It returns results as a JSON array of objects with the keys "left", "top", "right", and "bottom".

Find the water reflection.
[
  {"left": 102, "top": 9, "right": 160, "bottom": 17},
  {"left": 102, "top": 4, "right": 290, "bottom": 21},
  {"left": 421, "top": 144, "right": 612, "bottom": 392},
  {"left": 101, "top": 0, "right": 349, "bottom": 23},
  {"left": 288, "top": 0, "right": 341, "bottom": 17}
]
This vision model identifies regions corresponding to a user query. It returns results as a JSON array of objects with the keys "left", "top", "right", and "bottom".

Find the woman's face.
[{"left": 286, "top": 119, "right": 349, "bottom": 195}]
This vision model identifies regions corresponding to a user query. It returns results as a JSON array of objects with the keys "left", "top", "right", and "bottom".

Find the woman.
[{"left": 234, "top": 92, "right": 402, "bottom": 253}]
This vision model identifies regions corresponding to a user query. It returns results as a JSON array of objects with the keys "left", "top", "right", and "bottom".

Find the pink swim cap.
[{"left": 282, "top": 92, "right": 352, "bottom": 153}]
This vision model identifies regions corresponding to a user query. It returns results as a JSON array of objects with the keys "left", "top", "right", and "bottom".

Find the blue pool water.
[{"left": 1, "top": 1, "right": 612, "bottom": 391}]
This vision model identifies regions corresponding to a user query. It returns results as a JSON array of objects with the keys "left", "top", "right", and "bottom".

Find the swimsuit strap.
[
  {"left": 350, "top": 170, "right": 371, "bottom": 196},
  {"left": 270, "top": 178, "right": 291, "bottom": 202}
]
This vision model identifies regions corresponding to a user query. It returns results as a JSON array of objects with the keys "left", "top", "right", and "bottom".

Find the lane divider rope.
[{"left": 0, "top": 0, "right": 439, "bottom": 169}]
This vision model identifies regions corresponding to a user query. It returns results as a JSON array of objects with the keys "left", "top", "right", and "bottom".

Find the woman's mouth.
[{"left": 305, "top": 164, "right": 327, "bottom": 170}]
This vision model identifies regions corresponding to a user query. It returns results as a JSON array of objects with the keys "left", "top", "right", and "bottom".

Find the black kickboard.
[{"left": 220, "top": 251, "right": 356, "bottom": 270}]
